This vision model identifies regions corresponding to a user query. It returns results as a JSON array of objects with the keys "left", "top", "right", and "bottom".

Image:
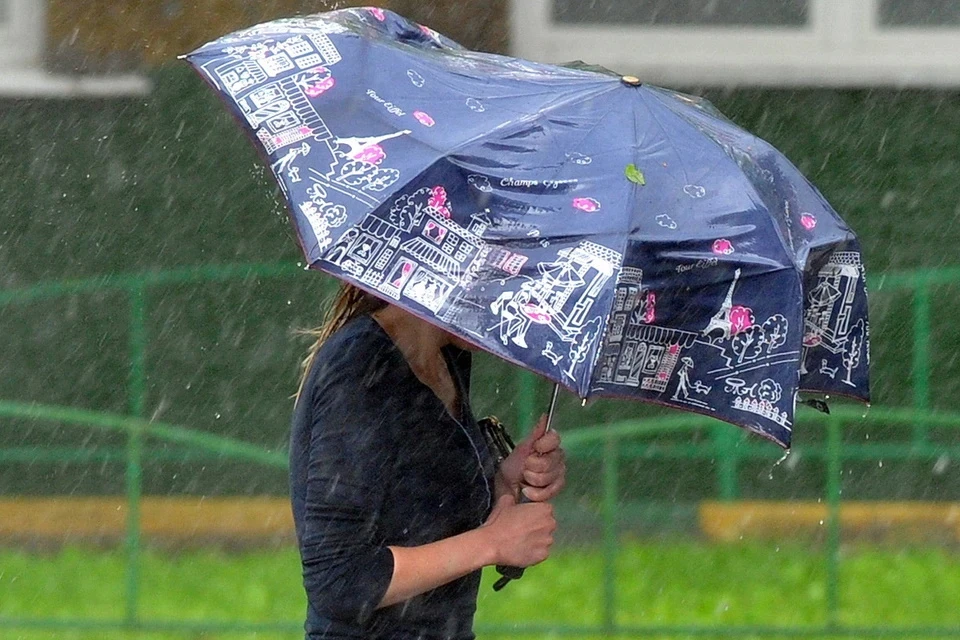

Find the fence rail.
[{"left": 1, "top": 261, "right": 959, "bottom": 637}]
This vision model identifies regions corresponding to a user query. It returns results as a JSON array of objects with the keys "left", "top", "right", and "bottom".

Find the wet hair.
[{"left": 295, "top": 282, "right": 387, "bottom": 402}]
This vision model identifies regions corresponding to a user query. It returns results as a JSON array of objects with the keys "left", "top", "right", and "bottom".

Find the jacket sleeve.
[{"left": 299, "top": 359, "right": 398, "bottom": 624}]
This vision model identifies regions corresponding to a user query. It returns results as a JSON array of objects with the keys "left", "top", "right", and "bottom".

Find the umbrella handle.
[{"left": 492, "top": 383, "right": 561, "bottom": 591}]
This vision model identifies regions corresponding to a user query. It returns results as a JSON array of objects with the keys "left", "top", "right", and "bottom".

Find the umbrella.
[{"left": 182, "top": 7, "right": 869, "bottom": 449}]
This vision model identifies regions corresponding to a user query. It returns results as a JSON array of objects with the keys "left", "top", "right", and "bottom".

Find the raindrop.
[
  {"left": 878, "top": 460, "right": 883, "bottom": 468},
  {"left": 215, "top": 413, "right": 221, "bottom": 419},
  {"left": 933, "top": 455, "right": 950, "bottom": 475},
  {"left": 819, "top": 520, "right": 824, "bottom": 526}
]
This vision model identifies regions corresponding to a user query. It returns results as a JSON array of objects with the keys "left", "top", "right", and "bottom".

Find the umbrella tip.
[{"left": 620, "top": 75, "right": 641, "bottom": 86}]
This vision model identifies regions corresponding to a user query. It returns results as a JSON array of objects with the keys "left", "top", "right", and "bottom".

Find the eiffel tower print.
[{"left": 702, "top": 269, "right": 742, "bottom": 339}]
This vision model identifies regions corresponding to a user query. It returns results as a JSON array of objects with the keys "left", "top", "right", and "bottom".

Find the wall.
[{"left": 44, "top": 0, "right": 507, "bottom": 73}]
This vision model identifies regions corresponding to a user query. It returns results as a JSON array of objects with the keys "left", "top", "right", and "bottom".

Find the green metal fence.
[{"left": 0, "top": 262, "right": 959, "bottom": 637}]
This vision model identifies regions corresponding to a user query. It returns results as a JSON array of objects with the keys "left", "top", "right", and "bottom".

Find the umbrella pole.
[
  {"left": 544, "top": 383, "right": 561, "bottom": 432},
  {"left": 492, "top": 381, "right": 562, "bottom": 592}
]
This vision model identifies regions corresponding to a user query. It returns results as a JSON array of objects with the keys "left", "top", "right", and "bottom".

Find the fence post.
[
  {"left": 601, "top": 433, "right": 619, "bottom": 633},
  {"left": 714, "top": 424, "right": 739, "bottom": 501},
  {"left": 912, "top": 282, "right": 931, "bottom": 443},
  {"left": 825, "top": 414, "right": 842, "bottom": 629},
  {"left": 125, "top": 284, "right": 147, "bottom": 626}
]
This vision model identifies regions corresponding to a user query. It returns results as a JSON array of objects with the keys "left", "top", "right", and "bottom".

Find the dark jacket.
[{"left": 289, "top": 314, "right": 496, "bottom": 639}]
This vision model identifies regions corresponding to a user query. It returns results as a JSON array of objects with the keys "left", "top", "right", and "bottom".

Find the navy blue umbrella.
[{"left": 183, "top": 7, "right": 869, "bottom": 448}]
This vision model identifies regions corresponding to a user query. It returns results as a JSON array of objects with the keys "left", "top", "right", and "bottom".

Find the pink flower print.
[
  {"left": 668, "top": 344, "right": 680, "bottom": 355},
  {"left": 522, "top": 303, "right": 553, "bottom": 325},
  {"left": 712, "top": 238, "right": 735, "bottom": 255},
  {"left": 351, "top": 144, "right": 386, "bottom": 165},
  {"left": 298, "top": 126, "right": 312, "bottom": 135},
  {"left": 729, "top": 305, "right": 754, "bottom": 335},
  {"left": 800, "top": 213, "right": 817, "bottom": 230},
  {"left": 803, "top": 332, "right": 822, "bottom": 348},
  {"left": 642, "top": 291, "right": 656, "bottom": 324},
  {"left": 419, "top": 24, "right": 439, "bottom": 40},
  {"left": 368, "top": 7, "right": 387, "bottom": 21},
  {"left": 572, "top": 197, "right": 600, "bottom": 212},
  {"left": 413, "top": 111, "right": 435, "bottom": 127},
  {"left": 428, "top": 185, "right": 451, "bottom": 218},
  {"left": 428, "top": 185, "right": 447, "bottom": 208},
  {"left": 303, "top": 68, "right": 335, "bottom": 98}
]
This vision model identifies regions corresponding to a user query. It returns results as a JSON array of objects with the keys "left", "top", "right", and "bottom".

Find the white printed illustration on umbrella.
[
  {"left": 201, "top": 33, "right": 343, "bottom": 154},
  {"left": 541, "top": 342, "right": 563, "bottom": 366},
  {"left": 466, "top": 98, "right": 485, "bottom": 112},
  {"left": 297, "top": 182, "right": 348, "bottom": 251},
  {"left": 319, "top": 186, "right": 496, "bottom": 320},
  {"left": 299, "top": 128, "right": 410, "bottom": 243},
  {"left": 597, "top": 268, "right": 702, "bottom": 392},
  {"left": 486, "top": 242, "right": 620, "bottom": 354},
  {"left": 800, "top": 251, "right": 868, "bottom": 383},
  {"left": 724, "top": 377, "right": 789, "bottom": 427},
  {"left": 671, "top": 357, "right": 712, "bottom": 410},
  {"left": 201, "top": 27, "right": 410, "bottom": 238},
  {"left": 406, "top": 69, "right": 425, "bottom": 88},
  {"left": 595, "top": 265, "right": 801, "bottom": 428}
]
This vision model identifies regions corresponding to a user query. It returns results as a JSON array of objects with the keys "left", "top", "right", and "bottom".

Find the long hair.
[{"left": 295, "top": 282, "right": 387, "bottom": 402}]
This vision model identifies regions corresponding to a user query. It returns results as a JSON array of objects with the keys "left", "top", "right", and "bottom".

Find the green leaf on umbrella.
[{"left": 625, "top": 163, "right": 646, "bottom": 185}]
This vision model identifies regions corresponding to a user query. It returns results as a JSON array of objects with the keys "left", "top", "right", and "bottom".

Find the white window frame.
[
  {"left": 511, "top": 0, "right": 960, "bottom": 87},
  {"left": 0, "top": 0, "right": 43, "bottom": 67},
  {"left": 0, "top": 0, "right": 149, "bottom": 98}
]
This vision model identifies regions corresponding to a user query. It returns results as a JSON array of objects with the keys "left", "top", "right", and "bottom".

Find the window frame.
[{"left": 510, "top": 0, "right": 960, "bottom": 87}]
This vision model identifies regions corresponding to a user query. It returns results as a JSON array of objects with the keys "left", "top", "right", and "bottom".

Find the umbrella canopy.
[{"left": 183, "top": 7, "right": 869, "bottom": 448}]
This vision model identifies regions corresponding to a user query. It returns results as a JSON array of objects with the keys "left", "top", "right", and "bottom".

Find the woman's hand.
[
  {"left": 481, "top": 494, "right": 556, "bottom": 568},
  {"left": 496, "top": 413, "right": 566, "bottom": 502}
]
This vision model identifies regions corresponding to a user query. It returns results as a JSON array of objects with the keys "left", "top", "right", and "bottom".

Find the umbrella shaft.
[{"left": 544, "top": 383, "right": 560, "bottom": 432}]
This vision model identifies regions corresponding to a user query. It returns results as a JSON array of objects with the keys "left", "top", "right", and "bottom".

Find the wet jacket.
[{"left": 290, "top": 314, "right": 496, "bottom": 639}]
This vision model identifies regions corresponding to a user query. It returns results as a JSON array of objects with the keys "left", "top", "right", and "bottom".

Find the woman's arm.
[{"left": 381, "top": 495, "right": 555, "bottom": 607}]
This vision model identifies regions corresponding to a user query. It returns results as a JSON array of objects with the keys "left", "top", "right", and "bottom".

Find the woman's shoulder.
[{"left": 309, "top": 315, "right": 399, "bottom": 392}]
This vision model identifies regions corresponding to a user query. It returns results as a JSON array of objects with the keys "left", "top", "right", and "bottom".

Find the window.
[
  {"left": 511, "top": 0, "right": 960, "bottom": 86},
  {"left": 0, "top": 0, "right": 148, "bottom": 97},
  {"left": 879, "top": 0, "right": 960, "bottom": 26},
  {"left": 552, "top": 0, "right": 809, "bottom": 27}
]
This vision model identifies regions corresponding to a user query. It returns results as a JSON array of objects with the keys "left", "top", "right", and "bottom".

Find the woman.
[{"left": 290, "top": 283, "right": 566, "bottom": 639}]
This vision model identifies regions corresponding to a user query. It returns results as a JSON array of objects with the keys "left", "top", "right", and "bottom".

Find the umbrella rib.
[
  {"left": 582, "top": 90, "right": 644, "bottom": 399},
  {"left": 442, "top": 81, "right": 621, "bottom": 164}
]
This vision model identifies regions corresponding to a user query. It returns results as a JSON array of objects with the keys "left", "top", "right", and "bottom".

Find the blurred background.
[{"left": 2, "top": 1, "right": 960, "bottom": 638}]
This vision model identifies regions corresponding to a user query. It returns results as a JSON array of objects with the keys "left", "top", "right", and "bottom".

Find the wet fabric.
[
  {"left": 289, "top": 314, "right": 496, "bottom": 639},
  {"left": 186, "top": 8, "right": 870, "bottom": 448}
]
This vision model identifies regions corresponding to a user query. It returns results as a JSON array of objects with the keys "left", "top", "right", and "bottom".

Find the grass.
[{"left": 2, "top": 539, "right": 960, "bottom": 639}]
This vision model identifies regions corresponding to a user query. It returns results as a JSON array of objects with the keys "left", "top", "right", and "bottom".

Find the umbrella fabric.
[{"left": 184, "top": 8, "right": 869, "bottom": 448}]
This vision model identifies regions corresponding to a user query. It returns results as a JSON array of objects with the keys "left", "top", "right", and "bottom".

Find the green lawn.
[{"left": 2, "top": 540, "right": 960, "bottom": 639}]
